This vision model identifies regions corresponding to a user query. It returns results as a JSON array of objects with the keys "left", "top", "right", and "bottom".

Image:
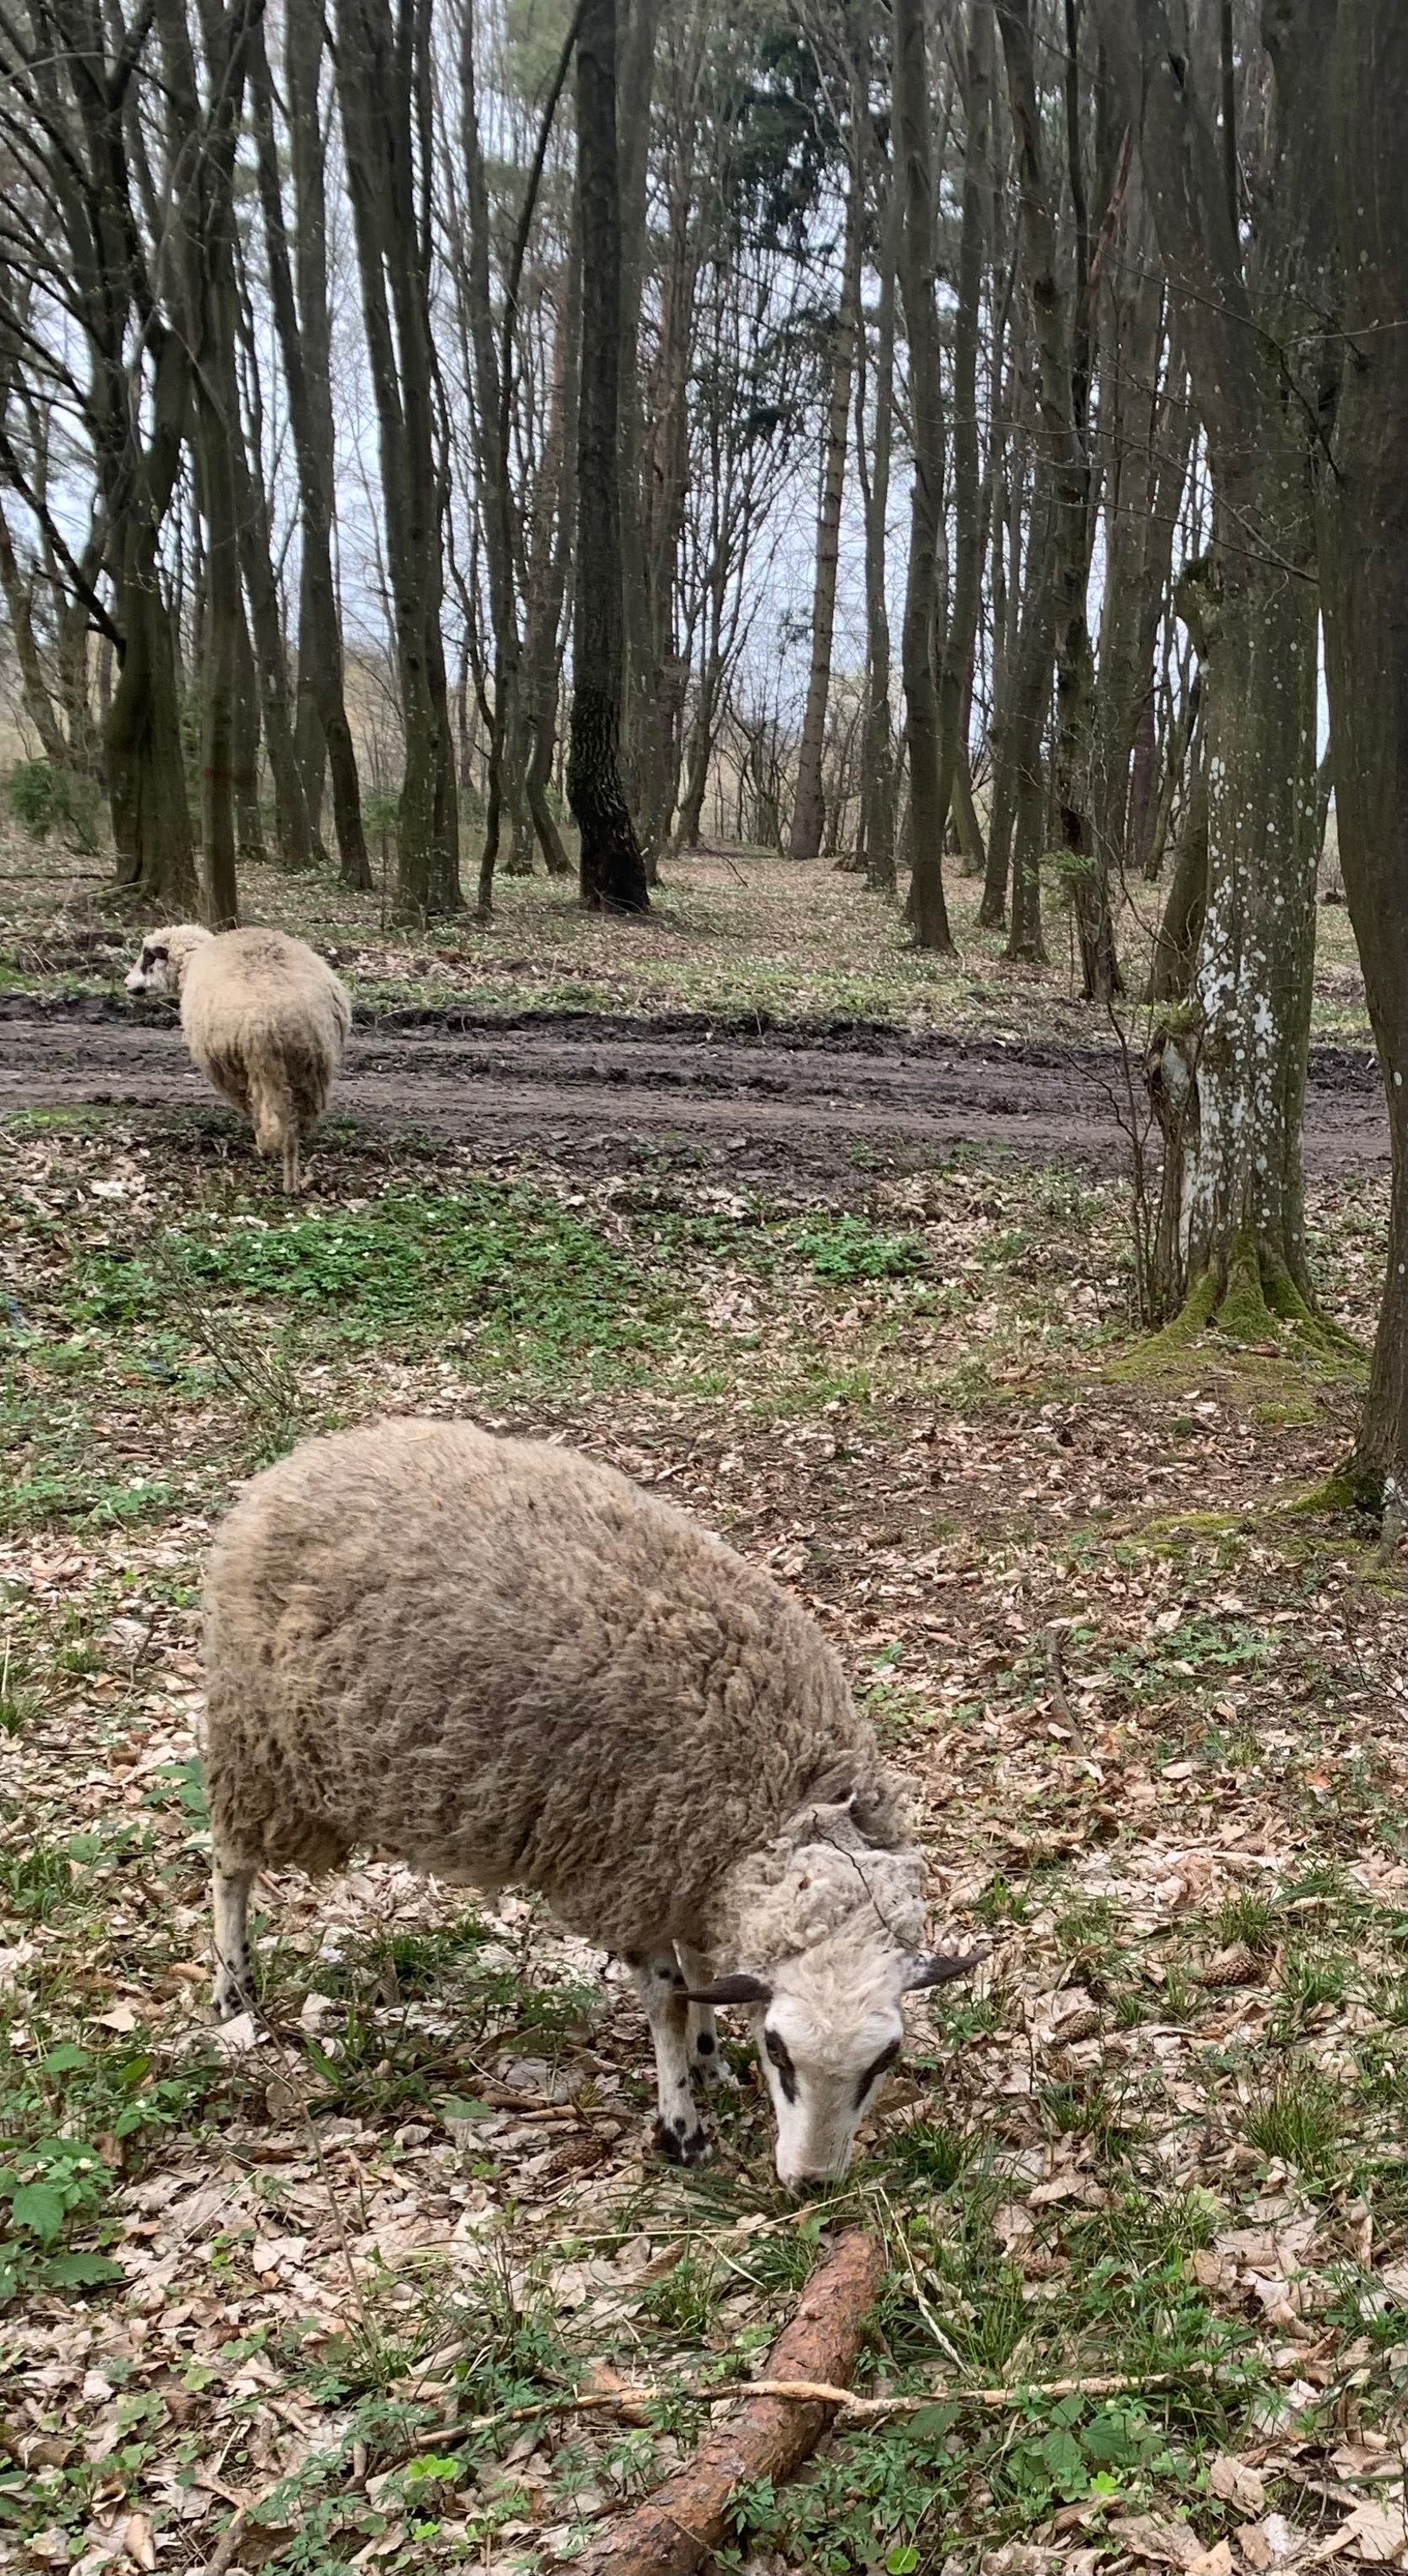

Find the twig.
[
  {"left": 412, "top": 2360, "right": 1219, "bottom": 2452},
  {"left": 1043, "top": 1621, "right": 1090, "bottom": 1756}
]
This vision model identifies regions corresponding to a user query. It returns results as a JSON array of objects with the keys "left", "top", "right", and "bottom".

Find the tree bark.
[
  {"left": 1315, "top": 0, "right": 1408, "bottom": 1501},
  {"left": 937, "top": 2, "right": 994, "bottom": 878},
  {"left": 853, "top": 162, "right": 897, "bottom": 896},
  {"left": 1092, "top": 0, "right": 1331, "bottom": 1322},
  {"left": 274, "top": 9, "right": 372, "bottom": 888},
  {"left": 788, "top": 126, "right": 863, "bottom": 862},
  {"left": 997, "top": 0, "right": 1113, "bottom": 994},
  {"left": 334, "top": 0, "right": 460, "bottom": 922},
  {"left": 893, "top": 0, "right": 954, "bottom": 951},
  {"left": 232, "top": 600, "right": 265, "bottom": 863},
  {"left": 570, "top": 0, "right": 649, "bottom": 912}
]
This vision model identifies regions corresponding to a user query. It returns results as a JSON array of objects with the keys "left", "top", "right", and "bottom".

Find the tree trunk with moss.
[
  {"left": 1094, "top": 0, "right": 1331, "bottom": 1332},
  {"left": 1315, "top": 0, "right": 1408, "bottom": 1504},
  {"left": 1170, "top": 526, "right": 1320, "bottom": 1316}
]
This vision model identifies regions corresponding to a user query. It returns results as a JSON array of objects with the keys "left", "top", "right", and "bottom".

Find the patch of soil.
[{"left": 0, "top": 996, "right": 1387, "bottom": 1187}]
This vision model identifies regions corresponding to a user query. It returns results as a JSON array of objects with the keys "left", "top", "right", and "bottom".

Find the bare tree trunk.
[
  {"left": 936, "top": 1, "right": 993, "bottom": 872},
  {"left": 523, "top": 234, "right": 581, "bottom": 881},
  {"left": 1316, "top": 0, "right": 1408, "bottom": 1502},
  {"left": 893, "top": 0, "right": 954, "bottom": 951},
  {"left": 1094, "top": 0, "right": 1330, "bottom": 1324},
  {"left": 854, "top": 156, "right": 898, "bottom": 897},
  {"left": 618, "top": 0, "right": 664, "bottom": 847},
  {"left": 788, "top": 130, "right": 863, "bottom": 861},
  {"left": 0, "top": 512, "right": 69, "bottom": 763},
  {"left": 232, "top": 601, "right": 264, "bottom": 863},
  {"left": 335, "top": 0, "right": 460, "bottom": 922},
  {"left": 569, "top": 0, "right": 649, "bottom": 912},
  {"left": 997, "top": 0, "right": 1113, "bottom": 995},
  {"left": 251, "top": 12, "right": 370, "bottom": 890},
  {"left": 1147, "top": 706, "right": 1207, "bottom": 1001}
]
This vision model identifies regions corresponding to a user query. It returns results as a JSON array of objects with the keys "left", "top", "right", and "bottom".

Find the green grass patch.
[{"left": 61, "top": 1185, "right": 686, "bottom": 1382}]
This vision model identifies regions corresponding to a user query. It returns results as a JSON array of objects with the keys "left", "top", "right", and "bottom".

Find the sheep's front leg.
[
  {"left": 212, "top": 1862, "right": 256, "bottom": 2020},
  {"left": 677, "top": 1942, "right": 739, "bottom": 2093},
  {"left": 630, "top": 1950, "right": 708, "bottom": 2165}
]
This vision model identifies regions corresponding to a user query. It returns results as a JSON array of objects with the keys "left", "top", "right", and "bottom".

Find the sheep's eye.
[
  {"left": 763, "top": 2028, "right": 797, "bottom": 2103},
  {"left": 151, "top": 945, "right": 167, "bottom": 963},
  {"left": 853, "top": 2038, "right": 901, "bottom": 2107}
]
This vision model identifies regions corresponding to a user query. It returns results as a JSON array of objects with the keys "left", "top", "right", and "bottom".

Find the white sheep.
[
  {"left": 125, "top": 925, "right": 351, "bottom": 1192},
  {"left": 203, "top": 1418, "right": 981, "bottom": 2189}
]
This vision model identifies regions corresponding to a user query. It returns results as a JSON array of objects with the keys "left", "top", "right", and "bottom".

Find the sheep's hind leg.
[
  {"left": 281, "top": 1132, "right": 301, "bottom": 1194},
  {"left": 677, "top": 1943, "right": 739, "bottom": 2093},
  {"left": 212, "top": 1862, "right": 256, "bottom": 2020},
  {"left": 630, "top": 1949, "right": 708, "bottom": 2165}
]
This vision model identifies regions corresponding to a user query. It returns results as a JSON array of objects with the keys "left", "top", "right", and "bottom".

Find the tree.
[
  {"left": 0, "top": 0, "right": 198, "bottom": 911},
  {"left": 786, "top": 22, "right": 862, "bottom": 863},
  {"left": 1315, "top": 0, "right": 1408, "bottom": 1503},
  {"left": 568, "top": 0, "right": 649, "bottom": 911},
  {"left": 891, "top": 0, "right": 954, "bottom": 952},
  {"left": 1092, "top": 0, "right": 1329, "bottom": 1325},
  {"left": 335, "top": 0, "right": 461, "bottom": 922},
  {"left": 248, "top": 12, "right": 371, "bottom": 890}
]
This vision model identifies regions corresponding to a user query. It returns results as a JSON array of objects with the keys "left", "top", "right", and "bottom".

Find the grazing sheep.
[
  {"left": 125, "top": 925, "right": 351, "bottom": 1192},
  {"left": 204, "top": 1419, "right": 981, "bottom": 2188}
]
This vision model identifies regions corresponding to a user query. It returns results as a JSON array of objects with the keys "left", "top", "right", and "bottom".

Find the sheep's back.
[
  {"left": 181, "top": 930, "right": 348, "bottom": 1080},
  {"left": 203, "top": 1419, "right": 887, "bottom": 1951}
]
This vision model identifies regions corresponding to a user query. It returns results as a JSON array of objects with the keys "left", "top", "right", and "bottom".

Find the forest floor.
[{"left": 0, "top": 829, "right": 1403, "bottom": 2576}]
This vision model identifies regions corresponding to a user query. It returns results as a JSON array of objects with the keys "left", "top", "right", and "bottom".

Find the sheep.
[
  {"left": 203, "top": 1417, "right": 981, "bottom": 2191},
  {"left": 125, "top": 924, "right": 351, "bottom": 1192}
]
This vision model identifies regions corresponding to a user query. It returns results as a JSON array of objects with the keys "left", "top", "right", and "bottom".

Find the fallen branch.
[{"left": 564, "top": 2226, "right": 885, "bottom": 2574}]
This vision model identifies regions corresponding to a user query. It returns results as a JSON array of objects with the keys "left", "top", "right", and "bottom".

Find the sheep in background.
[
  {"left": 125, "top": 925, "right": 351, "bottom": 1192},
  {"left": 203, "top": 1419, "right": 982, "bottom": 2190}
]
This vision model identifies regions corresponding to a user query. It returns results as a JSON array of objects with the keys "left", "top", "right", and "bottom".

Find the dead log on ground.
[{"left": 565, "top": 2226, "right": 885, "bottom": 2576}]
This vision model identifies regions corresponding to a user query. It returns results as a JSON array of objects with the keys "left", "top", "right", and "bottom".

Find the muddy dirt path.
[{"left": 0, "top": 996, "right": 1387, "bottom": 1189}]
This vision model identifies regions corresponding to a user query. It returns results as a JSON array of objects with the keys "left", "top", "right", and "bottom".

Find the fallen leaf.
[
  {"left": 1322, "top": 2501, "right": 1407, "bottom": 2567},
  {"left": 1239, "top": 2514, "right": 1307, "bottom": 2569},
  {"left": 1209, "top": 2454, "right": 1267, "bottom": 2515},
  {"left": 1188, "top": 2546, "right": 1235, "bottom": 2576},
  {"left": 123, "top": 2512, "right": 157, "bottom": 2571},
  {"left": 97, "top": 2001, "right": 139, "bottom": 2034},
  {"left": 1110, "top": 2513, "right": 1205, "bottom": 2568}
]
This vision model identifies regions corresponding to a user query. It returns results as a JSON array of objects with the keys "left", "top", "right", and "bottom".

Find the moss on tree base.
[{"left": 1111, "top": 1232, "right": 1366, "bottom": 1391}]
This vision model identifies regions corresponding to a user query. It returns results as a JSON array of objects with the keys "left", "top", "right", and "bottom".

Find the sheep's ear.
[
  {"left": 902, "top": 1948, "right": 984, "bottom": 1992},
  {"left": 683, "top": 1972, "right": 772, "bottom": 2007}
]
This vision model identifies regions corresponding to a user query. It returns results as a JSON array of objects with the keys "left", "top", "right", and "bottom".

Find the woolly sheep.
[
  {"left": 204, "top": 1418, "right": 981, "bottom": 2189},
  {"left": 125, "top": 924, "right": 351, "bottom": 1192}
]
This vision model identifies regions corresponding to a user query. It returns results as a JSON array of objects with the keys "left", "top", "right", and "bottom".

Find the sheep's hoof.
[{"left": 654, "top": 2115, "right": 710, "bottom": 2166}]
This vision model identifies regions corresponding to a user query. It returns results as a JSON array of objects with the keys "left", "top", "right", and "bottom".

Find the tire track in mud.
[{"left": 0, "top": 994, "right": 1386, "bottom": 1189}]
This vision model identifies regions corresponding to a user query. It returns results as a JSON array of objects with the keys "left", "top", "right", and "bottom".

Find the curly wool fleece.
[
  {"left": 709, "top": 1802, "right": 928, "bottom": 1974},
  {"left": 203, "top": 1418, "right": 922, "bottom": 1969}
]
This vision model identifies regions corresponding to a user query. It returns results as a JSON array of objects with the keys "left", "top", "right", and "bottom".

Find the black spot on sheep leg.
[
  {"left": 211, "top": 1862, "right": 257, "bottom": 2020},
  {"left": 677, "top": 1941, "right": 739, "bottom": 2093},
  {"left": 631, "top": 1948, "right": 709, "bottom": 2164}
]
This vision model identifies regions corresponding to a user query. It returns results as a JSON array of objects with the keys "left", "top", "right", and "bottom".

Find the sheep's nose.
[{"left": 778, "top": 2162, "right": 849, "bottom": 2196}]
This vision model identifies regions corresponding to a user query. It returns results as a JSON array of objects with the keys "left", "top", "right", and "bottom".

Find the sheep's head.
[
  {"left": 695, "top": 1806, "right": 985, "bottom": 2192},
  {"left": 125, "top": 924, "right": 210, "bottom": 997}
]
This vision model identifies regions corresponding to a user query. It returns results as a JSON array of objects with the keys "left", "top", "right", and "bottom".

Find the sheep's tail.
[{"left": 247, "top": 1061, "right": 300, "bottom": 1192}]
